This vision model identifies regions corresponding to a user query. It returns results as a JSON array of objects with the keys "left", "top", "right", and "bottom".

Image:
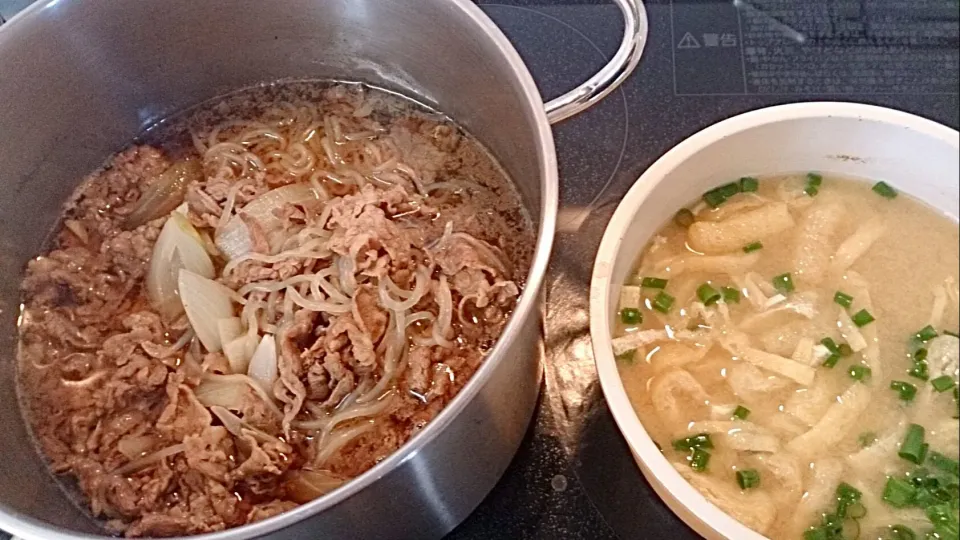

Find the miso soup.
[{"left": 613, "top": 174, "right": 959, "bottom": 539}]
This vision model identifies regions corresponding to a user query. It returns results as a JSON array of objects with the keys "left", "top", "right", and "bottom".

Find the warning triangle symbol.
[{"left": 677, "top": 32, "right": 701, "bottom": 50}]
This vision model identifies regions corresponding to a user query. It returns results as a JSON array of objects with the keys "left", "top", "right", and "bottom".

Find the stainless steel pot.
[{"left": 0, "top": 1, "right": 646, "bottom": 539}]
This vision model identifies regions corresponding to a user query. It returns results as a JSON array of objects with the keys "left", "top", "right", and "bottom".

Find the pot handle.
[{"left": 543, "top": 0, "right": 647, "bottom": 124}]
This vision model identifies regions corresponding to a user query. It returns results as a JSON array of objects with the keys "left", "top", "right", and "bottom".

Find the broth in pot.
[{"left": 16, "top": 82, "right": 534, "bottom": 537}]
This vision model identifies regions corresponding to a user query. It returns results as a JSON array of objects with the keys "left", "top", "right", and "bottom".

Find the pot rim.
[
  {"left": 589, "top": 102, "right": 959, "bottom": 540},
  {"left": 0, "top": 1, "right": 558, "bottom": 539}
]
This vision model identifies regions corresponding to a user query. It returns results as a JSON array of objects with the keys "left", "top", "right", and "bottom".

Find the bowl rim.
[{"left": 589, "top": 101, "right": 960, "bottom": 540}]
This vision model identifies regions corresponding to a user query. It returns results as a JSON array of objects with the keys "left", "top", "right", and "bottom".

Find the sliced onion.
[
  {"left": 195, "top": 380, "right": 249, "bottom": 410},
  {"left": 295, "top": 389, "right": 395, "bottom": 432},
  {"left": 216, "top": 219, "right": 254, "bottom": 261},
  {"left": 200, "top": 373, "right": 282, "bottom": 418},
  {"left": 218, "top": 317, "right": 256, "bottom": 374},
  {"left": 358, "top": 312, "right": 406, "bottom": 404},
  {"left": 285, "top": 470, "right": 345, "bottom": 503},
  {"left": 450, "top": 232, "right": 509, "bottom": 275},
  {"left": 247, "top": 334, "right": 278, "bottom": 392},
  {"left": 217, "top": 317, "right": 243, "bottom": 345},
  {"left": 314, "top": 421, "right": 375, "bottom": 466},
  {"left": 433, "top": 275, "right": 454, "bottom": 348},
  {"left": 378, "top": 268, "right": 428, "bottom": 312},
  {"left": 117, "top": 434, "right": 158, "bottom": 460},
  {"left": 125, "top": 159, "right": 202, "bottom": 229},
  {"left": 179, "top": 269, "right": 236, "bottom": 352},
  {"left": 209, "top": 405, "right": 278, "bottom": 444},
  {"left": 210, "top": 404, "right": 245, "bottom": 436},
  {"left": 223, "top": 334, "right": 258, "bottom": 374},
  {"left": 216, "top": 183, "right": 322, "bottom": 260},
  {"left": 113, "top": 443, "right": 186, "bottom": 476},
  {"left": 147, "top": 212, "right": 215, "bottom": 318}
]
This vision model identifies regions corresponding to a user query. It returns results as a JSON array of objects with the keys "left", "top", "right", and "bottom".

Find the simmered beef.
[{"left": 18, "top": 83, "right": 532, "bottom": 536}]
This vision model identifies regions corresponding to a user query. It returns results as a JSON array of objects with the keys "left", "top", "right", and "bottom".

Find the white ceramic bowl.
[{"left": 589, "top": 102, "right": 960, "bottom": 540}]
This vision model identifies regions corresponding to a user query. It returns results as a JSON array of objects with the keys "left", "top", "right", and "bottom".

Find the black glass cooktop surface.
[{"left": 0, "top": 1, "right": 957, "bottom": 539}]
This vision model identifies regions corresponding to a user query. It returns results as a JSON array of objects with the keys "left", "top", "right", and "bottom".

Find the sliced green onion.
[
  {"left": 913, "top": 348, "right": 929, "bottom": 362},
  {"left": 917, "top": 443, "right": 930, "bottom": 467},
  {"left": 886, "top": 524, "right": 917, "bottom": 540},
  {"left": 924, "top": 503, "right": 956, "bottom": 534},
  {"left": 857, "top": 432, "right": 877, "bottom": 448},
  {"left": 821, "top": 513, "right": 843, "bottom": 534},
  {"left": 898, "top": 424, "right": 927, "bottom": 465},
  {"left": 931, "top": 375, "right": 956, "bottom": 393},
  {"left": 822, "top": 353, "right": 841, "bottom": 368},
  {"left": 703, "top": 191, "right": 727, "bottom": 208},
  {"left": 732, "top": 405, "right": 751, "bottom": 420},
  {"left": 716, "top": 182, "right": 741, "bottom": 197},
  {"left": 803, "top": 528, "right": 828, "bottom": 540},
  {"left": 652, "top": 292, "right": 675, "bottom": 314},
  {"left": 883, "top": 477, "right": 917, "bottom": 507},
  {"left": 851, "top": 309, "right": 875, "bottom": 327},
  {"left": 912, "top": 482, "right": 948, "bottom": 510},
  {"left": 772, "top": 272, "right": 795, "bottom": 294},
  {"left": 954, "top": 386, "right": 959, "bottom": 420},
  {"left": 841, "top": 518, "right": 861, "bottom": 539},
  {"left": 821, "top": 337, "right": 841, "bottom": 354},
  {"left": 837, "top": 482, "right": 863, "bottom": 502},
  {"left": 908, "top": 472, "right": 934, "bottom": 490},
  {"left": 721, "top": 287, "right": 740, "bottom": 304},
  {"left": 619, "top": 307, "right": 642, "bottom": 325},
  {"left": 845, "top": 501, "right": 867, "bottom": 519},
  {"left": 928, "top": 451, "right": 960, "bottom": 477},
  {"left": 915, "top": 325, "right": 939, "bottom": 342},
  {"left": 689, "top": 448, "right": 710, "bottom": 471},
  {"left": 908, "top": 360, "right": 930, "bottom": 381},
  {"left": 672, "top": 433, "right": 714, "bottom": 451},
  {"left": 805, "top": 172, "right": 823, "bottom": 196},
  {"left": 837, "top": 343, "right": 854, "bottom": 357},
  {"left": 849, "top": 365, "right": 871, "bottom": 382},
  {"left": 890, "top": 380, "right": 918, "bottom": 401},
  {"left": 736, "top": 469, "right": 760, "bottom": 489},
  {"left": 933, "top": 522, "right": 956, "bottom": 540},
  {"left": 739, "top": 177, "right": 759, "bottom": 192},
  {"left": 834, "top": 291, "right": 854, "bottom": 308},
  {"left": 703, "top": 182, "right": 741, "bottom": 208},
  {"left": 674, "top": 208, "right": 695, "bottom": 228},
  {"left": 696, "top": 283, "right": 721, "bottom": 306},
  {"left": 872, "top": 181, "right": 898, "bottom": 199},
  {"left": 641, "top": 277, "right": 669, "bottom": 289},
  {"left": 743, "top": 241, "right": 763, "bottom": 253}
]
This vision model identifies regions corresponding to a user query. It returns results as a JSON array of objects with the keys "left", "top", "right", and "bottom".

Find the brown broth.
[{"left": 16, "top": 81, "right": 534, "bottom": 536}]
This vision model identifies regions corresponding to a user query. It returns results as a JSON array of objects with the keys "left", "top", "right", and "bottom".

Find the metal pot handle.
[{"left": 543, "top": 0, "right": 647, "bottom": 124}]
